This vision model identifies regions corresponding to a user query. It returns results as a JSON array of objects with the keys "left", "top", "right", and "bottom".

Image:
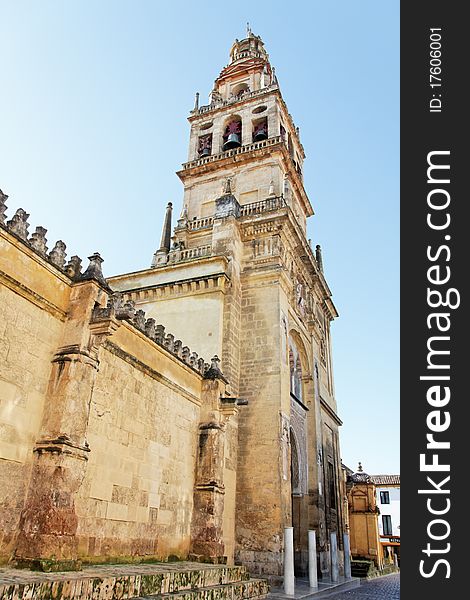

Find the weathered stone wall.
[
  {"left": 0, "top": 210, "right": 231, "bottom": 567},
  {"left": 0, "top": 221, "right": 72, "bottom": 563},
  {"left": 109, "top": 259, "right": 229, "bottom": 366},
  {"left": 74, "top": 332, "right": 201, "bottom": 563},
  {"left": 236, "top": 272, "right": 286, "bottom": 577}
]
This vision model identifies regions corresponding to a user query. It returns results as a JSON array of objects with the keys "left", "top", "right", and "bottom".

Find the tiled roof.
[{"left": 370, "top": 475, "right": 400, "bottom": 485}]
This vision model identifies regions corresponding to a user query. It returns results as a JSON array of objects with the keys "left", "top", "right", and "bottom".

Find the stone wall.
[
  {"left": 0, "top": 234, "right": 67, "bottom": 562},
  {"left": 236, "top": 272, "right": 285, "bottom": 577},
  {"left": 0, "top": 196, "right": 236, "bottom": 569},
  {"left": 74, "top": 333, "right": 201, "bottom": 563}
]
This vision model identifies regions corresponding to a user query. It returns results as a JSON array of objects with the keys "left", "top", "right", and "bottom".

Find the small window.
[
  {"left": 328, "top": 462, "right": 336, "bottom": 510},
  {"left": 380, "top": 491, "right": 390, "bottom": 504},
  {"left": 382, "top": 515, "right": 393, "bottom": 536},
  {"left": 252, "top": 105, "right": 267, "bottom": 114}
]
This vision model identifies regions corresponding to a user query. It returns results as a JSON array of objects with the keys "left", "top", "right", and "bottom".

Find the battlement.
[{"left": 0, "top": 188, "right": 217, "bottom": 380}]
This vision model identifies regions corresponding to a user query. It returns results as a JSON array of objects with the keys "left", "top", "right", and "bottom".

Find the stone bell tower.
[{"left": 110, "top": 30, "right": 345, "bottom": 579}]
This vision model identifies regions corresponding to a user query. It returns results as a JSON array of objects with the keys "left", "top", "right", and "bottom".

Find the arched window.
[
  {"left": 289, "top": 337, "right": 303, "bottom": 402},
  {"left": 232, "top": 82, "right": 250, "bottom": 97}
]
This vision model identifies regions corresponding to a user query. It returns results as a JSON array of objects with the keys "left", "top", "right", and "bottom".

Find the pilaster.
[{"left": 13, "top": 272, "right": 120, "bottom": 571}]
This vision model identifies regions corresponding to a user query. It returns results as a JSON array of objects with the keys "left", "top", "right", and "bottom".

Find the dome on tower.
[
  {"left": 211, "top": 28, "right": 274, "bottom": 103},
  {"left": 229, "top": 29, "right": 269, "bottom": 64}
]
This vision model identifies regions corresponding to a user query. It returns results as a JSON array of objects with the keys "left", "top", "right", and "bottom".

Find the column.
[
  {"left": 284, "top": 527, "right": 295, "bottom": 595},
  {"left": 308, "top": 530, "right": 318, "bottom": 589},
  {"left": 330, "top": 532, "right": 339, "bottom": 582},
  {"left": 343, "top": 532, "right": 352, "bottom": 579}
]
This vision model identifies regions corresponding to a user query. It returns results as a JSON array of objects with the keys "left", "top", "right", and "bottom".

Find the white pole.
[
  {"left": 330, "top": 532, "right": 339, "bottom": 582},
  {"left": 284, "top": 527, "right": 295, "bottom": 595},
  {"left": 343, "top": 533, "right": 352, "bottom": 579},
  {"left": 308, "top": 530, "right": 318, "bottom": 589}
]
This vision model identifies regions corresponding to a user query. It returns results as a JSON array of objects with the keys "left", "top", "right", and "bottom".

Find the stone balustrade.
[
  {"left": 240, "top": 195, "right": 286, "bottom": 217},
  {"left": 182, "top": 136, "right": 283, "bottom": 170},
  {"left": 193, "top": 84, "right": 278, "bottom": 115},
  {"left": 188, "top": 216, "right": 214, "bottom": 230},
  {"left": 166, "top": 245, "right": 212, "bottom": 265},
  {"left": 180, "top": 245, "right": 211, "bottom": 260}
]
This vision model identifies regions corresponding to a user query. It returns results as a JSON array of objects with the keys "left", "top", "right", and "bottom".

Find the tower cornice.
[
  {"left": 177, "top": 136, "right": 313, "bottom": 218},
  {"left": 189, "top": 84, "right": 280, "bottom": 120}
]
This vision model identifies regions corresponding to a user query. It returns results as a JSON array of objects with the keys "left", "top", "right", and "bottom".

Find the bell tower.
[
  {"left": 110, "top": 31, "right": 345, "bottom": 579},
  {"left": 178, "top": 29, "right": 312, "bottom": 237}
]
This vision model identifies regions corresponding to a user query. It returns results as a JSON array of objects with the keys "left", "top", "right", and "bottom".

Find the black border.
[{"left": 401, "top": 2, "right": 466, "bottom": 597}]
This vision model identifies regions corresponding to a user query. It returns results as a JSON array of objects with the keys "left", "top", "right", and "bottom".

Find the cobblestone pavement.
[{"left": 329, "top": 574, "right": 400, "bottom": 599}]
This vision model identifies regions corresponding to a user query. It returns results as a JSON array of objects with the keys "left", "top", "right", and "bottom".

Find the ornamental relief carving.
[{"left": 290, "top": 398, "right": 308, "bottom": 495}]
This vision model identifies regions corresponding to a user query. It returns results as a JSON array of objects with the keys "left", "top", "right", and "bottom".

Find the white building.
[{"left": 372, "top": 475, "right": 400, "bottom": 564}]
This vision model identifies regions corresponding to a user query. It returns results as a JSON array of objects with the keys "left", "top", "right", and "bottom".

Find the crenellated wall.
[{"left": 0, "top": 191, "right": 238, "bottom": 569}]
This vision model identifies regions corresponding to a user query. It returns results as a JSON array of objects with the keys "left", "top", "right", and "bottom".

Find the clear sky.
[{"left": 0, "top": 1, "right": 399, "bottom": 474}]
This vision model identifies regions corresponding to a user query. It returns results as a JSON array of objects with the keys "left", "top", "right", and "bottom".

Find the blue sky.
[{"left": 0, "top": 1, "right": 399, "bottom": 474}]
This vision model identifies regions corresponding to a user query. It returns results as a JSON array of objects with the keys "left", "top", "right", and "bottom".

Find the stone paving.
[{"left": 327, "top": 574, "right": 400, "bottom": 599}]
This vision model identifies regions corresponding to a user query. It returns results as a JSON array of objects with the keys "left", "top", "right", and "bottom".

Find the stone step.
[
  {"left": 0, "top": 563, "right": 267, "bottom": 600},
  {"left": 135, "top": 579, "right": 270, "bottom": 600}
]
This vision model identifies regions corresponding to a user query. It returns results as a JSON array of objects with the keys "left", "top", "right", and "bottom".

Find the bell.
[
  {"left": 223, "top": 133, "right": 241, "bottom": 150},
  {"left": 253, "top": 127, "right": 267, "bottom": 142},
  {"left": 200, "top": 147, "right": 210, "bottom": 157}
]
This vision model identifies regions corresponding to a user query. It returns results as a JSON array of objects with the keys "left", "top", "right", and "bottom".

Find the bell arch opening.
[{"left": 222, "top": 115, "right": 242, "bottom": 151}]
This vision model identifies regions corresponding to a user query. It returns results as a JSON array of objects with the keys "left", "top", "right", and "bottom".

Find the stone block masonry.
[
  {"left": 0, "top": 194, "right": 237, "bottom": 569},
  {"left": 0, "top": 562, "right": 269, "bottom": 600}
]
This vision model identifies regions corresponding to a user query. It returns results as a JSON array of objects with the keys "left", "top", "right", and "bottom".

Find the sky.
[{"left": 0, "top": 1, "right": 399, "bottom": 474}]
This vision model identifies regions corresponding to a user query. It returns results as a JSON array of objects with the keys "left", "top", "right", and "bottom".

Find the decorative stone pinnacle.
[
  {"left": 194, "top": 92, "right": 199, "bottom": 111},
  {"left": 49, "top": 240, "right": 67, "bottom": 268},
  {"left": 153, "top": 202, "right": 173, "bottom": 266},
  {"left": 203, "top": 355, "right": 228, "bottom": 382},
  {"left": 80, "top": 252, "right": 108, "bottom": 287},
  {"left": 357, "top": 462, "right": 363, "bottom": 472},
  {"left": 223, "top": 177, "right": 232, "bottom": 195},
  {"left": 7, "top": 208, "right": 30, "bottom": 240},
  {"left": 65, "top": 255, "right": 82, "bottom": 279},
  {"left": 29, "top": 226, "right": 48, "bottom": 256},
  {"left": 0, "top": 189, "right": 8, "bottom": 224},
  {"left": 315, "top": 244, "right": 324, "bottom": 272}
]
